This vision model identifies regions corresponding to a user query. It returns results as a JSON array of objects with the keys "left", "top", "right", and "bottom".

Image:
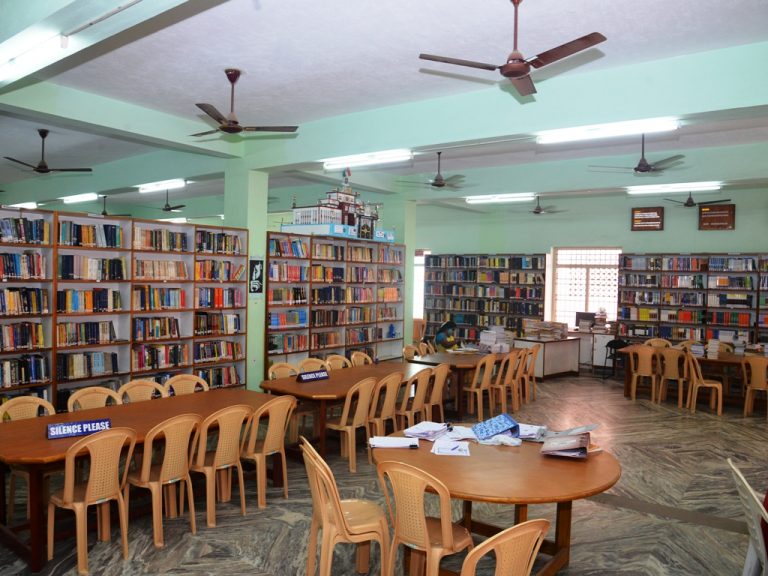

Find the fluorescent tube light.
[
  {"left": 5, "top": 202, "right": 38, "bottom": 210},
  {"left": 136, "top": 178, "right": 186, "bottom": 193},
  {"left": 465, "top": 193, "right": 536, "bottom": 205},
  {"left": 159, "top": 217, "right": 187, "bottom": 224},
  {"left": 59, "top": 192, "right": 99, "bottom": 204},
  {"left": 626, "top": 181, "right": 722, "bottom": 195},
  {"left": 536, "top": 118, "right": 679, "bottom": 145},
  {"left": 322, "top": 149, "right": 412, "bottom": 171}
]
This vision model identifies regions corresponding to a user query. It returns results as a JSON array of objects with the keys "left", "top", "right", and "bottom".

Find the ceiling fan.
[
  {"left": 191, "top": 69, "right": 299, "bottom": 137},
  {"left": 419, "top": 0, "right": 606, "bottom": 97},
  {"left": 159, "top": 189, "right": 185, "bottom": 212},
  {"left": 4, "top": 129, "right": 93, "bottom": 174},
  {"left": 93, "top": 195, "right": 131, "bottom": 217},
  {"left": 589, "top": 134, "right": 685, "bottom": 174},
  {"left": 405, "top": 152, "right": 466, "bottom": 189},
  {"left": 531, "top": 197, "right": 562, "bottom": 215},
  {"left": 665, "top": 192, "right": 731, "bottom": 208}
]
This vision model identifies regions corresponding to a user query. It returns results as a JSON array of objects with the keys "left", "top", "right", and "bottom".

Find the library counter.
[{"left": 513, "top": 337, "right": 580, "bottom": 379}]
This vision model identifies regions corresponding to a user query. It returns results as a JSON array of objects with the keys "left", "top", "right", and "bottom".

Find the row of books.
[
  {"left": 268, "top": 333, "right": 308, "bottom": 354},
  {"left": 510, "top": 287, "right": 544, "bottom": 300},
  {"left": 193, "top": 312, "right": 241, "bottom": 335},
  {"left": 268, "top": 237, "right": 308, "bottom": 259},
  {"left": 660, "top": 291, "right": 705, "bottom": 306},
  {"left": 477, "top": 270, "right": 507, "bottom": 284},
  {"left": 709, "top": 257, "right": 757, "bottom": 272},
  {"left": 347, "top": 266, "right": 375, "bottom": 283},
  {"left": 268, "top": 309, "right": 308, "bottom": 328},
  {"left": 56, "top": 352, "right": 119, "bottom": 381},
  {"left": 1, "top": 354, "right": 50, "bottom": 386},
  {"left": 378, "top": 269, "right": 403, "bottom": 283},
  {"left": 58, "top": 255, "right": 126, "bottom": 281},
  {"left": 708, "top": 275, "right": 755, "bottom": 289},
  {"left": 57, "top": 288, "right": 122, "bottom": 313},
  {"left": 195, "top": 287, "right": 243, "bottom": 308},
  {"left": 132, "top": 316, "right": 180, "bottom": 341},
  {"left": 660, "top": 275, "right": 705, "bottom": 288},
  {"left": 310, "top": 331, "right": 342, "bottom": 349},
  {"left": 193, "top": 340, "right": 242, "bottom": 362},
  {"left": 196, "top": 365, "right": 241, "bottom": 388},
  {"left": 477, "top": 315, "right": 507, "bottom": 327},
  {"left": 657, "top": 326, "right": 706, "bottom": 340},
  {"left": 0, "top": 322, "right": 45, "bottom": 352},
  {"left": 707, "top": 293, "right": 754, "bottom": 308},
  {"left": 132, "top": 286, "right": 186, "bottom": 310},
  {"left": 378, "top": 246, "right": 403, "bottom": 264},
  {"left": 618, "top": 307, "right": 658, "bottom": 321},
  {"left": 0, "top": 251, "right": 47, "bottom": 279},
  {"left": 134, "top": 259, "right": 188, "bottom": 280},
  {"left": 377, "top": 287, "right": 401, "bottom": 302},
  {"left": 311, "top": 265, "right": 345, "bottom": 283},
  {"left": 707, "top": 311, "right": 753, "bottom": 327},
  {"left": 348, "top": 246, "right": 375, "bottom": 263},
  {"left": 426, "top": 255, "right": 477, "bottom": 268},
  {"left": 620, "top": 290, "right": 660, "bottom": 305},
  {"left": 194, "top": 260, "right": 246, "bottom": 282},
  {"left": 132, "top": 343, "right": 189, "bottom": 371},
  {"left": 133, "top": 227, "right": 188, "bottom": 252},
  {"left": 195, "top": 231, "right": 243, "bottom": 255},
  {"left": 476, "top": 300, "right": 509, "bottom": 314},
  {"left": 377, "top": 305, "right": 401, "bottom": 321},
  {"left": 310, "top": 306, "right": 374, "bottom": 327},
  {"left": 58, "top": 222, "right": 123, "bottom": 248},
  {"left": 659, "top": 309, "right": 705, "bottom": 324},
  {"left": 57, "top": 321, "right": 117, "bottom": 346},
  {"left": 510, "top": 302, "right": 543, "bottom": 316},
  {"left": 268, "top": 262, "right": 308, "bottom": 282},
  {"left": 620, "top": 274, "right": 658, "bottom": 287},
  {"left": 478, "top": 256, "right": 509, "bottom": 268},
  {"left": 312, "top": 244, "right": 345, "bottom": 261},
  {"left": 510, "top": 272, "right": 544, "bottom": 285},
  {"left": 0, "top": 217, "right": 50, "bottom": 245},
  {"left": 268, "top": 287, "right": 307, "bottom": 306},
  {"left": 0, "top": 288, "right": 49, "bottom": 315}
]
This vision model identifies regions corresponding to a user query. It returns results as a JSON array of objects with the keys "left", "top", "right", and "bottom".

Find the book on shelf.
[
  {"left": 0, "top": 216, "right": 50, "bottom": 245},
  {"left": 1, "top": 287, "right": 49, "bottom": 315},
  {"left": 0, "top": 251, "right": 47, "bottom": 279},
  {"left": 134, "top": 227, "right": 188, "bottom": 252},
  {"left": 0, "top": 322, "right": 45, "bottom": 351},
  {"left": 57, "top": 288, "right": 122, "bottom": 313}
]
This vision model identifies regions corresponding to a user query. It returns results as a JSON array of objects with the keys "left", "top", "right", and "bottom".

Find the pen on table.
[{"left": 450, "top": 445, "right": 459, "bottom": 451}]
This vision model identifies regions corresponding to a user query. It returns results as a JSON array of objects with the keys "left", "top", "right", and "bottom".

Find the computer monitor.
[{"left": 575, "top": 312, "right": 596, "bottom": 329}]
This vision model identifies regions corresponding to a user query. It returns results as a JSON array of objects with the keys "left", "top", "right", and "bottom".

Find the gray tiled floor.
[{"left": 2, "top": 372, "right": 766, "bottom": 575}]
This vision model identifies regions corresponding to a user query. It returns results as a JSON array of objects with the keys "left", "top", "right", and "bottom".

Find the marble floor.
[{"left": 2, "top": 372, "right": 766, "bottom": 575}]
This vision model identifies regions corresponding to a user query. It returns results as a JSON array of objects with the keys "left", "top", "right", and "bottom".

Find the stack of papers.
[
  {"left": 431, "top": 439, "right": 470, "bottom": 456},
  {"left": 369, "top": 437, "right": 418, "bottom": 449},
  {"left": 404, "top": 421, "right": 449, "bottom": 441}
]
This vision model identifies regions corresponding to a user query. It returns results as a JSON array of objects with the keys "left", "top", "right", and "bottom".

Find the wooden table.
[
  {"left": 0, "top": 388, "right": 273, "bottom": 573},
  {"left": 260, "top": 361, "right": 426, "bottom": 456},
  {"left": 373, "top": 436, "right": 621, "bottom": 576}
]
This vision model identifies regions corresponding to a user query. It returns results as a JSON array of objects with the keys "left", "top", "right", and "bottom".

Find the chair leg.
[
  {"left": 236, "top": 463, "right": 246, "bottom": 516},
  {"left": 306, "top": 515, "right": 319, "bottom": 576},
  {"left": 690, "top": 385, "right": 699, "bottom": 413},
  {"left": 74, "top": 504, "right": 89, "bottom": 576},
  {"left": 318, "top": 526, "right": 335, "bottom": 576},
  {"left": 47, "top": 502, "right": 55, "bottom": 561},
  {"left": 355, "top": 541, "right": 371, "bottom": 573},
  {"left": 116, "top": 492, "right": 129, "bottom": 559},
  {"left": 744, "top": 389, "right": 754, "bottom": 416},
  {"left": 149, "top": 483, "right": 164, "bottom": 548},
  {"left": 185, "top": 475, "right": 197, "bottom": 535},
  {"left": 281, "top": 451, "right": 289, "bottom": 499},
  {"left": 256, "top": 455, "right": 266, "bottom": 509},
  {"left": 205, "top": 469, "right": 217, "bottom": 527},
  {"left": 8, "top": 473, "right": 16, "bottom": 524},
  {"left": 348, "top": 429, "right": 357, "bottom": 473}
]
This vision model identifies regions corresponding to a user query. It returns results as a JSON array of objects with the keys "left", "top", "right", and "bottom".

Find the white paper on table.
[
  {"left": 404, "top": 421, "right": 449, "bottom": 440},
  {"left": 431, "top": 439, "right": 470, "bottom": 456},
  {"left": 443, "top": 425, "right": 477, "bottom": 441},
  {"left": 518, "top": 423, "right": 548, "bottom": 442},
  {"left": 369, "top": 436, "right": 418, "bottom": 449}
]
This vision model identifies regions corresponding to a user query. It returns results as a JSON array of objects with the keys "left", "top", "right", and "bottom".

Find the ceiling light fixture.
[
  {"left": 465, "top": 193, "right": 536, "bottom": 205},
  {"left": 626, "top": 181, "right": 722, "bottom": 195},
  {"left": 536, "top": 117, "right": 679, "bottom": 145},
  {"left": 4, "top": 202, "right": 38, "bottom": 210},
  {"left": 159, "top": 217, "right": 188, "bottom": 224},
  {"left": 322, "top": 149, "right": 412, "bottom": 171},
  {"left": 136, "top": 178, "right": 186, "bottom": 193},
  {"left": 59, "top": 192, "right": 99, "bottom": 204}
]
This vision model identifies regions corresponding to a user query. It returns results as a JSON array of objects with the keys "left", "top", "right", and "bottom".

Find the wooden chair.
[
  {"left": 298, "top": 357, "right": 330, "bottom": 372},
  {"left": 300, "top": 437, "right": 389, "bottom": 576},
  {"left": 417, "top": 342, "right": 430, "bottom": 356},
  {"left": 462, "top": 354, "right": 495, "bottom": 421},
  {"left": 741, "top": 356, "right": 768, "bottom": 417},
  {"left": 657, "top": 348, "right": 688, "bottom": 408},
  {"left": 189, "top": 404, "right": 253, "bottom": 527},
  {"left": 377, "top": 460, "right": 473, "bottom": 576},
  {"left": 326, "top": 377, "right": 377, "bottom": 473},
  {"left": 67, "top": 386, "right": 122, "bottom": 412},
  {"left": 118, "top": 379, "right": 167, "bottom": 403},
  {"left": 424, "top": 363, "right": 450, "bottom": 422},
  {"left": 403, "top": 344, "right": 419, "bottom": 360},
  {"left": 522, "top": 344, "right": 541, "bottom": 402},
  {"left": 395, "top": 368, "right": 433, "bottom": 430},
  {"left": 413, "top": 318, "right": 426, "bottom": 343},
  {"left": 686, "top": 352, "right": 722, "bottom": 415},
  {"left": 164, "top": 374, "right": 209, "bottom": 396},
  {"left": 267, "top": 362, "right": 298, "bottom": 379},
  {"left": 0, "top": 397, "right": 56, "bottom": 523},
  {"left": 727, "top": 458, "right": 768, "bottom": 576},
  {"left": 490, "top": 349, "right": 525, "bottom": 414},
  {"left": 351, "top": 351, "right": 374, "bottom": 366},
  {"left": 125, "top": 413, "right": 201, "bottom": 548},
  {"left": 240, "top": 395, "right": 297, "bottom": 508},
  {"left": 644, "top": 337, "right": 672, "bottom": 348},
  {"left": 326, "top": 354, "right": 351, "bottom": 369},
  {"left": 48, "top": 428, "right": 136, "bottom": 576},
  {"left": 368, "top": 371, "right": 404, "bottom": 437},
  {"left": 629, "top": 346, "right": 658, "bottom": 402},
  {"left": 459, "top": 518, "right": 550, "bottom": 576}
]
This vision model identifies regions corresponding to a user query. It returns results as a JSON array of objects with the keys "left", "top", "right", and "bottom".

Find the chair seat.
[
  {"left": 426, "top": 517, "right": 472, "bottom": 550},
  {"left": 335, "top": 499, "right": 389, "bottom": 534},
  {"left": 127, "top": 465, "right": 186, "bottom": 486}
]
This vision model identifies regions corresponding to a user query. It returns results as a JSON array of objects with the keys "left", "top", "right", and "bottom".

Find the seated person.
[{"left": 434, "top": 320, "right": 460, "bottom": 352}]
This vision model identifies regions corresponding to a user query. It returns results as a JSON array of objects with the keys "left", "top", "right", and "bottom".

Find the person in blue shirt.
[{"left": 434, "top": 320, "right": 459, "bottom": 351}]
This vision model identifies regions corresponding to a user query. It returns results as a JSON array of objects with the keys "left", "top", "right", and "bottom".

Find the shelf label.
[
  {"left": 47, "top": 418, "right": 112, "bottom": 440},
  {"left": 296, "top": 370, "right": 329, "bottom": 383}
]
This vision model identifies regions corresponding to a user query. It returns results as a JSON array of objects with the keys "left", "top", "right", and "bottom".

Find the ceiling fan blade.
[
  {"left": 443, "top": 175, "right": 466, "bottom": 184},
  {"left": 48, "top": 167, "right": 93, "bottom": 172},
  {"left": 697, "top": 198, "right": 732, "bottom": 206},
  {"left": 664, "top": 198, "right": 687, "bottom": 205},
  {"left": 4, "top": 156, "right": 37, "bottom": 169},
  {"left": 650, "top": 154, "right": 685, "bottom": 168},
  {"left": 242, "top": 126, "right": 299, "bottom": 133},
  {"left": 588, "top": 165, "right": 634, "bottom": 172},
  {"left": 510, "top": 75, "right": 536, "bottom": 97},
  {"left": 169, "top": 204, "right": 186, "bottom": 211},
  {"left": 196, "top": 103, "right": 227, "bottom": 124},
  {"left": 527, "top": 32, "right": 607, "bottom": 69},
  {"left": 190, "top": 129, "right": 220, "bottom": 137},
  {"left": 419, "top": 53, "right": 499, "bottom": 71}
]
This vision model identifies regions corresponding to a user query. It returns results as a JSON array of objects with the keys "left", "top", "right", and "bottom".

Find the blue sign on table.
[
  {"left": 296, "top": 370, "right": 329, "bottom": 383},
  {"left": 47, "top": 418, "right": 112, "bottom": 440}
]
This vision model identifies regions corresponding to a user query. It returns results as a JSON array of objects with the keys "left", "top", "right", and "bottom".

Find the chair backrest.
[
  {"left": 401, "top": 368, "right": 432, "bottom": 414},
  {"left": 630, "top": 346, "right": 656, "bottom": 375},
  {"left": 60, "top": 427, "right": 136, "bottom": 506},
  {"left": 605, "top": 339, "right": 630, "bottom": 352},
  {"left": 493, "top": 353, "right": 513, "bottom": 389},
  {"left": 425, "top": 340, "right": 437, "bottom": 354},
  {"left": 137, "top": 413, "right": 201, "bottom": 485},
  {"left": 369, "top": 371, "right": 404, "bottom": 421},
  {"left": 727, "top": 458, "right": 768, "bottom": 572},
  {"left": 164, "top": 374, "right": 209, "bottom": 396},
  {"left": 337, "top": 377, "right": 377, "bottom": 428},
  {"left": 429, "top": 364, "right": 451, "bottom": 405},
  {"left": 351, "top": 351, "right": 374, "bottom": 366},
  {"left": 268, "top": 362, "right": 298, "bottom": 379},
  {"left": 644, "top": 338, "right": 672, "bottom": 348},
  {"left": 403, "top": 345, "right": 419, "bottom": 360},
  {"left": 0, "top": 395, "right": 55, "bottom": 421},
  {"left": 459, "top": 518, "right": 550, "bottom": 576},
  {"left": 192, "top": 404, "right": 253, "bottom": 470},
  {"left": 512, "top": 348, "right": 529, "bottom": 382},
  {"left": 118, "top": 379, "right": 167, "bottom": 403},
  {"left": 525, "top": 345, "right": 540, "bottom": 378},
  {"left": 67, "top": 386, "right": 122, "bottom": 412},
  {"left": 417, "top": 342, "right": 430, "bottom": 356},
  {"left": 685, "top": 351, "right": 706, "bottom": 386},
  {"left": 468, "top": 354, "right": 496, "bottom": 391},
  {"left": 743, "top": 356, "right": 768, "bottom": 391},
  {"left": 298, "top": 358, "right": 329, "bottom": 372},
  {"left": 659, "top": 348, "right": 686, "bottom": 379},
  {"left": 678, "top": 340, "right": 702, "bottom": 352},
  {"left": 243, "top": 395, "right": 297, "bottom": 456},
  {"left": 377, "top": 460, "right": 456, "bottom": 552},
  {"left": 325, "top": 354, "right": 351, "bottom": 370},
  {"left": 413, "top": 319, "right": 426, "bottom": 342},
  {"left": 719, "top": 341, "right": 734, "bottom": 353}
]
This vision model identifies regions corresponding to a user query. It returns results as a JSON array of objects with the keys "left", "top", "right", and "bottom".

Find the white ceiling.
[{"left": 1, "top": 0, "right": 768, "bottom": 205}]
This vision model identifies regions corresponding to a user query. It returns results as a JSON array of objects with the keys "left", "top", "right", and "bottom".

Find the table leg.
[
  {"left": 462, "top": 500, "right": 473, "bottom": 531},
  {"left": 28, "top": 467, "right": 45, "bottom": 572},
  {"left": 318, "top": 399, "right": 328, "bottom": 457},
  {"left": 454, "top": 368, "right": 467, "bottom": 420},
  {"left": 0, "top": 462, "right": 7, "bottom": 523},
  {"left": 514, "top": 503, "right": 528, "bottom": 524},
  {"left": 536, "top": 500, "right": 572, "bottom": 576}
]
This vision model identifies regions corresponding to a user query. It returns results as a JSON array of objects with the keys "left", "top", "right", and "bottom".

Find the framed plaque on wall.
[
  {"left": 631, "top": 207, "right": 664, "bottom": 231},
  {"left": 699, "top": 204, "right": 735, "bottom": 230}
]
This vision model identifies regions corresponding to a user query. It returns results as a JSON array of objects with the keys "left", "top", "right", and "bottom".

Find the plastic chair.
[
  {"left": 240, "top": 395, "right": 296, "bottom": 508},
  {"left": 299, "top": 358, "right": 330, "bottom": 372},
  {"left": 678, "top": 340, "right": 702, "bottom": 352},
  {"left": 657, "top": 348, "right": 688, "bottom": 408},
  {"left": 424, "top": 363, "right": 450, "bottom": 422},
  {"left": 491, "top": 349, "right": 525, "bottom": 415},
  {"left": 300, "top": 437, "right": 390, "bottom": 576},
  {"left": 189, "top": 404, "right": 253, "bottom": 527},
  {"left": 644, "top": 338, "right": 672, "bottom": 348},
  {"left": 326, "top": 377, "right": 376, "bottom": 473},
  {"left": 727, "top": 458, "right": 768, "bottom": 576},
  {"left": 403, "top": 344, "right": 419, "bottom": 360},
  {"left": 395, "top": 368, "right": 432, "bottom": 430},
  {"left": 686, "top": 352, "right": 722, "bottom": 415},
  {"left": 118, "top": 379, "right": 167, "bottom": 403},
  {"left": 1, "top": 397, "right": 57, "bottom": 523},
  {"left": 377, "top": 460, "right": 473, "bottom": 576},
  {"left": 601, "top": 338, "right": 630, "bottom": 379},
  {"left": 326, "top": 354, "right": 351, "bottom": 369},
  {"left": 459, "top": 518, "right": 550, "bottom": 576},
  {"left": 522, "top": 344, "right": 541, "bottom": 402},
  {"left": 425, "top": 340, "right": 437, "bottom": 354},
  {"left": 368, "top": 371, "right": 404, "bottom": 437},
  {"left": 164, "top": 374, "right": 209, "bottom": 396},
  {"left": 47, "top": 428, "right": 136, "bottom": 576},
  {"left": 417, "top": 342, "right": 430, "bottom": 356},
  {"left": 413, "top": 319, "right": 426, "bottom": 342},
  {"left": 629, "top": 346, "right": 658, "bottom": 402},
  {"left": 125, "top": 413, "right": 201, "bottom": 548},
  {"left": 351, "top": 351, "right": 374, "bottom": 366},
  {"left": 269, "top": 363, "right": 314, "bottom": 442},
  {"left": 462, "top": 354, "right": 495, "bottom": 421},
  {"left": 741, "top": 356, "right": 768, "bottom": 418},
  {"left": 67, "top": 386, "right": 122, "bottom": 412},
  {"left": 268, "top": 362, "right": 298, "bottom": 379}
]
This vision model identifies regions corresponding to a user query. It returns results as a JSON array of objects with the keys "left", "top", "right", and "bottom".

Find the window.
[
  {"left": 412, "top": 249, "right": 430, "bottom": 319},
  {"left": 553, "top": 248, "right": 621, "bottom": 326}
]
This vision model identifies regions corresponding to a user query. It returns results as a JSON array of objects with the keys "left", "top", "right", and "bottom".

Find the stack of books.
[
  {"left": 690, "top": 343, "right": 706, "bottom": 357},
  {"left": 706, "top": 339, "right": 720, "bottom": 359}
]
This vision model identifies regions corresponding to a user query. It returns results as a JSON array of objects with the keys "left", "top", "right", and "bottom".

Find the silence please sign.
[{"left": 47, "top": 418, "right": 112, "bottom": 440}]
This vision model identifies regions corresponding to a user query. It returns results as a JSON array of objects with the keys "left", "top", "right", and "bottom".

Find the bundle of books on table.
[{"left": 404, "top": 421, "right": 449, "bottom": 441}]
